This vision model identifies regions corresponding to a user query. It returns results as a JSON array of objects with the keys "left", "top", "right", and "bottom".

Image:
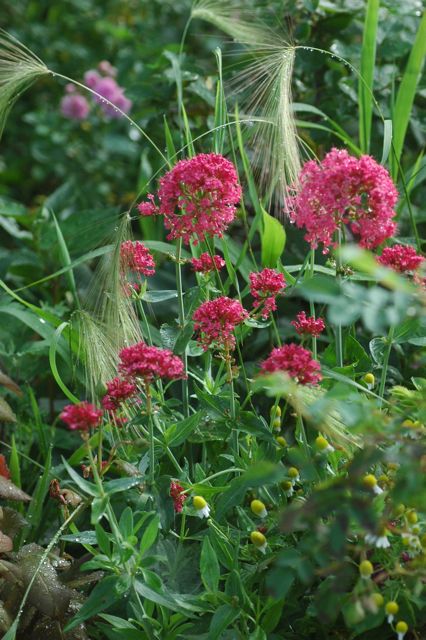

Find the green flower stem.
[
  {"left": 145, "top": 384, "right": 155, "bottom": 487},
  {"left": 296, "top": 414, "right": 310, "bottom": 458},
  {"left": 378, "top": 325, "right": 395, "bottom": 405},
  {"left": 176, "top": 238, "right": 189, "bottom": 417},
  {"left": 137, "top": 298, "right": 153, "bottom": 345},
  {"left": 225, "top": 350, "right": 239, "bottom": 460},
  {"left": 310, "top": 249, "right": 317, "bottom": 360},
  {"left": 335, "top": 229, "right": 344, "bottom": 368},
  {"left": 97, "top": 422, "right": 103, "bottom": 474}
]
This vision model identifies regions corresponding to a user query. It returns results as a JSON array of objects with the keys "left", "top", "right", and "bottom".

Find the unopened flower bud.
[
  {"left": 385, "top": 601, "right": 399, "bottom": 623},
  {"left": 250, "top": 530, "right": 267, "bottom": 553},
  {"left": 250, "top": 499, "right": 267, "bottom": 518},
  {"left": 270, "top": 405, "right": 281, "bottom": 417},
  {"left": 407, "top": 510, "right": 418, "bottom": 525},
  {"left": 395, "top": 620, "right": 408, "bottom": 640},
  {"left": 315, "top": 435, "right": 334, "bottom": 453},
  {"left": 363, "top": 474, "right": 383, "bottom": 495},
  {"left": 371, "top": 593, "right": 384, "bottom": 608},
  {"left": 363, "top": 373, "right": 375, "bottom": 386},
  {"left": 275, "top": 436, "right": 287, "bottom": 447},
  {"left": 272, "top": 418, "right": 281, "bottom": 432},
  {"left": 288, "top": 467, "right": 300, "bottom": 482},
  {"left": 193, "top": 495, "right": 210, "bottom": 518},
  {"left": 359, "top": 560, "right": 373, "bottom": 578}
]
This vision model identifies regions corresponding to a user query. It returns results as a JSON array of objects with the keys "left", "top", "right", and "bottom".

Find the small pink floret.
[
  {"left": 102, "top": 377, "right": 137, "bottom": 411},
  {"left": 120, "top": 241, "right": 155, "bottom": 277},
  {"left": 191, "top": 253, "right": 225, "bottom": 273}
]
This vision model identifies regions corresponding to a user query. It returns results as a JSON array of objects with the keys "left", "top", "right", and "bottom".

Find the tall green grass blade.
[
  {"left": 49, "top": 210, "right": 80, "bottom": 308},
  {"left": 17, "top": 448, "right": 52, "bottom": 546},
  {"left": 163, "top": 116, "right": 177, "bottom": 165},
  {"left": 49, "top": 322, "right": 80, "bottom": 404},
  {"left": 380, "top": 119, "right": 393, "bottom": 165},
  {"left": 358, "top": 0, "right": 379, "bottom": 153},
  {"left": 390, "top": 11, "right": 426, "bottom": 179},
  {"left": 9, "top": 435, "right": 21, "bottom": 488},
  {"left": 213, "top": 48, "right": 226, "bottom": 154},
  {"left": 27, "top": 385, "right": 49, "bottom": 460},
  {"left": 181, "top": 102, "right": 195, "bottom": 157},
  {"left": 260, "top": 207, "right": 286, "bottom": 268}
]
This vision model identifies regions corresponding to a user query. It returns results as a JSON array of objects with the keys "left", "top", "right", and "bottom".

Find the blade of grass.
[
  {"left": 390, "top": 11, "right": 426, "bottom": 179},
  {"left": 49, "top": 209, "right": 80, "bottom": 309},
  {"left": 358, "top": 0, "right": 379, "bottom": 153},
  {"left": 49, "top": 322, "right": 80, "bottom": 404}
]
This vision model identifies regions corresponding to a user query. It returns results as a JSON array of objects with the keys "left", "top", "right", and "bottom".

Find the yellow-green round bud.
[
  {"left": 371, "top": 593, "right": 384, "bottom": 607},
  {"left": 407, "top": 510, "right": 418, "bottom": 525},
  {"left": 281, "top": 480, "right": 293, "bottom": 491},
  {"left": 270, "top": 405, "right": 281, "bottom": 417},
  {"left": 395, "top": 504, "right": 406, "bottom": 516},
  {"left": 250, "top": 530, "right": 266, "bottom": 548},
  {"left": 193, "top": 496, "right": 207, "bottom": 510},
  {"left": 315, "top": 435, "right": 331, "bottom": 451},
  {"left": 288, "top": 467, "right": 299, "bottom": 480},
  {"left": 363, "top": 373, "right": 375, "bottom": 386},
  {"left": 395, "top": 621, "right": 408, "bottom": 635},
  {"left": 275, "top": 436, "right": 287, "bottom": 447},
  {"left": 250, "top": 499, "right": 267, "bottom": 518},
  {"left": 412, "top": 524, "right": 420, "bottom": 535},
  {"left": 359, "top": 560, "right": 373, "bottom": 578},
  {"left": 385, "top": 601, "right": 399, "bottom": 616},
  {"left": 420, "top": 533, "right": 426, "bottom": 547},
  {"left": 363, "top": 474, "right": 378, "bottom": 489},
  {"left": 272, "top": 418, "right": 281, "bottom": 432},
  {"left": 402, "top": 419, "right": 415, "bottom": 428}
]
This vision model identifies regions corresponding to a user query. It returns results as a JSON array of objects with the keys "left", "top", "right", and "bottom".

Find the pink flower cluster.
[
  {"left": 118, "top": 342, "right": 185, "bottom": 382},
  {"left": 102, "top": 377, "right": 137, "bottom": 411},
  {"left": 193, "top": 296, "right": 248, "bottom": 350},
  {"left": 60, "top": 86, "right": 90, "bottom": 120},
  {"left": 249, "top": 268, "right": 286, "bottom": 319},
  {"left": 138, "top": 154, "right": 242, "bottom": 244},
  {"left": 260, "top": 343, "right": 321, "bottom": 385},
  {"left": 286, "top": 148, "right": 398, "bottom": 252},
  {"left": 60, "top": 402, "right": 103, "bottom": 431},
  {"left": 291, "top": 311, "right": 325, "bottom": 337},
  {"left": 377, "top": 244, "right": 424, "bottom": 273},
  {"left": 191, "top": 253, "right": 225, "bottom": 274},
  {"left": 120, "top": 241, "right": 155, "bottom": 277},
  {"left": 170, "top": 480, "right": 187, "bottom": 513},
  {"left": 84, "top": 63, "right": 132, "bottom": 117},
  {"left": 61, "top": 61, "right": 132, "bottom": 121}
]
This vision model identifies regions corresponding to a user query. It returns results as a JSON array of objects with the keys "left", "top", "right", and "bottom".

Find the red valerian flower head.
[
  {"left": 120, "top": 241, "right": 155, "bottom": 277},
  {"left": 193, "top": 296, "right": 248, "bottom": 350},
  {"left": 137, "top": 153, "right": 242, "bottom": 245},
  {"left": 101, "top": 377, "right": 137, "bottom": 411},
  {"left": 60, "top": 402, "right": 103, "bottom": 431},
  {"left": 377, "top": 244, "right": 424, "bottom": 273},
  {"left": 118, "top": 342, "right": 185, "bottom": 382},
  {"left": 0, "top": 454, "right": 10, "bottom": 479},
  {"left": 286, "top": 148, "right": 398, "bottom": 253},
  {"left": 191, "top": 253, "right": 226, "bottom": 274},
  {"left": 170, "top": 480, "right": 187, "bottom": 513},
  {"left": 260, "top": 343, "right": 322, "bottom": 385},
  {"left": 249, "top": 268, "right": 286, "bottom": 319},
  {"left": 291, "top": 311, "right": 326, "bottom": 337}
]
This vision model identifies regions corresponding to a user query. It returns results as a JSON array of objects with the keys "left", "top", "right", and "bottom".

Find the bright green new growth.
[
  {"left": 0, "top": 29, "right": 49, "bottom": 139},
  {"left": 191, "top": 0, "right": 301, "bottom": 209}
]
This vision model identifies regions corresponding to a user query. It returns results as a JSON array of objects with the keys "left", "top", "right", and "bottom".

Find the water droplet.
[{"left": 39, "top": 318, "right": 46, "bottom": 324}]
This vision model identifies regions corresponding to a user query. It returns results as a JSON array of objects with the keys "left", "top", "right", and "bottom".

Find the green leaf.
[
  {"left": 260, "top": 207, "right": 286, "bottom": 268},
  {"left": 62, "top": 457, "right": 99, "bottom": 497},
  {"left": 49, "top": 322, "right": 79, "bottom": 404},
  {"left": 358, "top": 0, "right": 379, "bottom": 153},
  {"left": 50, "top": 210, "right": 79, "bottom": 307},
  {"left": 139, "top": 514, "right": 160, "bottom": 556},
  {"left": 208, "top": 604, "right": 239, "bottom": 640},
  {"left": 65, "top": 575, "right": 129, "bottom": 630},
  {"left": 200, "top": 535, "right": 220, "bottom": 593},
  {"left": 164, "top": 411, "right": 205, "bottom": 448},
  {"left": 103, "top": 476, "right": 144, "bottom": 495},
  {"left": 390, "top": 10, "right": 426, "bottom": 179},
  {"left": 143, "top": 290, "right": 178, "bottom": 303}
]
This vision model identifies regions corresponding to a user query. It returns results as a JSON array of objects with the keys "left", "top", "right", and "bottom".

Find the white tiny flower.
[
  {"left": 376, "top": 535, "right": 390, "bottom": 549},
  {"left": 193, "top": 496, "right": 210, "bottom": 518},
  {"left": 387, "top": 614, "right": 394, "bottom": 624},
  {"left": 372, "top": 484, "right": 383, "bottom": 495}
]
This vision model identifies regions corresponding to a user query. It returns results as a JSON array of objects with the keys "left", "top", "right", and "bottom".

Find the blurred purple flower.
[{"left": 61, "top": 94, "right": 90, "bottom": 120}]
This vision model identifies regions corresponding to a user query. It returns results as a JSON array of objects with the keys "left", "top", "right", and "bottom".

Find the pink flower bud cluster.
[
  {"left": 377, "top": 244, "right": 424, "bottom": 273},
  {"left": 193, "top": 296, "right": 248, "bottom": 351},
  {"left": 61, "top": 61, "right": 132, "bottom": 121},
  {"left": 260, "top": 343, "right": 322, "bottom": 385},
  {"left": 118, "top": 342, "right": 185, "bottom": 382},
  {"left": 60, "top": 401, "right": 103, "bottom": 431},
  {"left": 249, "top": 268, "right": 286, "bottom": 319},
  {"left": 291, "top": 311, "right": 326, "bottom": 337},
  {"left": 286, "top": 148, "right": 398, "bottom": 253},
  {"left": 101, "top": 377, "right": 137, "bottom": 411},
  {"left": 191, "top": 253, "right": 225, "bottom": 273},
  {"left": 138, "top": 154, "right": 242, "bottom": 245},
  {"left": 120, "top": 241, "right": 156, "bottom": 277},
  {"left": 170, "top": 480, "right": 187, "bottom": 513}
]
